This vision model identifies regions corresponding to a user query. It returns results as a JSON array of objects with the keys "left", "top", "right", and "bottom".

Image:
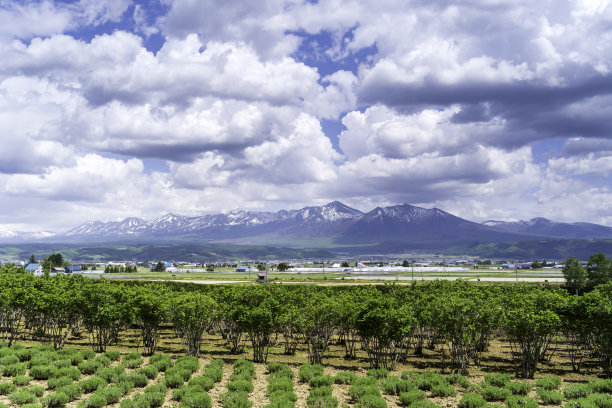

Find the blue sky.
[{"left": 1, "top": 0, "right": 612, "bottom": 232}]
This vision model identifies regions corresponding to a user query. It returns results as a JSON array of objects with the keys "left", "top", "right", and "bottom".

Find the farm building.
[{"left": 25, "top": 263, "right": 43, "bottom": 273}]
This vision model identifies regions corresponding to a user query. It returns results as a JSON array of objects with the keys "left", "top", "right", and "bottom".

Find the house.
[
  {"left": 64, "top": 266, "right": 82, "bottom": 273},
  {"left": 51, "top": 267, "right": 65, "bottom": 273},
  {"left": 236, "top": 265, "right": 251, "bottom": 272},
  {"left": 257, "top": 273, "right": 267, "bottom": 283},
  {"left": 25, "top": 263, "right": 43, "bottom": 273}
]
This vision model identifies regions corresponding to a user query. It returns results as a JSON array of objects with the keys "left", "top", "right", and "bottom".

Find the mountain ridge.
[{"left": 2, "top": 202, "right": 612, "bottom": 249}]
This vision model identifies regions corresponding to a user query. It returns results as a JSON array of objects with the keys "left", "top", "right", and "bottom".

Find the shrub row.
[{"left": 222, "top": 359, "right": 254, "bottom": 408}]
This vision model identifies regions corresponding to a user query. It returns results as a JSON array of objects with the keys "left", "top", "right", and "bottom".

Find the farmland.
[{"left": 0, "top": 272, "right": 611, "bottom": 407}]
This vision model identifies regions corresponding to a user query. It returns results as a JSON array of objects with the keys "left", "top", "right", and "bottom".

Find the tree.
[
  {"left": 235, "top": 287, "right": 281, "bottom": 363},
  {"left": 586, "top": 252, "right": 611, "bottom": 288},
  {"left": 531, "top": 260, "right": 541, "bottom": 269},
  {"left": 29, "top": 255, "right": 36, "bottom": 264},
  {"left": 80, "top": 281, "right": 134, "bottom": 352},
  {"left": 277, "top": 262, "right": 289, "bottom": 272},
  {"left": 563, "top": 257, "right": 587, "bottom": 295},
  {"left": 153, "top": 261, "right": 165, "bottom": 272},
  {"left": 402, "top": 260, "right": 409, "bottom": 267},
  {"left": 581, "top": 282, "right": 612, "bottom": 375},
  {"left": 130, "top": 285, "right": 169, "bottom": 355},
  {"left": 256, "top": 264, "right": 266, "bottom": 271},
  {"left": 170, "top": 292, "right": 217, "bottom": 357},
  {"left": 42, "top": 253, "right": 64, "bottom": 271},
  {"left": 341, "top": 261, "right": 350, "bottom": 268},
  {"left": 356, "top": 296, "right": 416, "bottom": 369},
  {"left": 501, "top": 289, "right": 565, "bottom": 378}
]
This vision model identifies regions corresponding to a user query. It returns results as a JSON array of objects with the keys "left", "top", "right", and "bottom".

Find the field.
[
  {"left": 0, "top": 324, "right": 610, "bottom": 408},
  {"left": 100, "top": 266, "right": 566, "bottom": 284}
]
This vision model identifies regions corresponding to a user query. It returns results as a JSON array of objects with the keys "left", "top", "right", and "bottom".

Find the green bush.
[
  {"left": 349, "top": 384, "right": 380, "bottom": 401},
  {"left": 80, "top": 350, "right": 95, "bottom": 360},
  {"left": 44, "top": 391, "right": 70, "bottom": 408},
  {"left": 506, "top": 381, "right": 531, "bottom": 396},
  {"left": 162, "top": 369, "right": 183, "bottom": 388},
  {"left": 56, "top": 366, "right": 81, "bottom": 381},
  {"left": 77, "top": 360, "right": 99, "bottom": 375},
  {"left": 380, "top": 376, "right": 414, "bottom": 395},
  {"left": 484, "top": 373, "right": 511, "bottom": 388},
  {"left": 309, "top": 375, "right": 334, "bottom": 388},
  {"left": 97, "top": 365, "right": 125, "bottom": 383},
  {"left": 1, "top": 355, "right": 20, "bottom": 365},
  {"left": 167, "top": 367, "right": 192, "bottom": 382},
  {"left": 52, "top": 359, "right": 72, "bottom": 369},
  {"left": 448, "top": 373, "right": 472, "bottom": 389},
  {"left": 9, "top": 389, "right": 38, "bottom": 405},
  {"left": 305, "top": 394, "right": 338, "bottom": 408},
  {"left": 480, "top": 385, "right": 511, "bottom": 402},
  {"left": 104, "top": 350, "right": 121, "bottom": 361},
  {"left": 13, "top": 375, "right": 32, "bottom": 386},
  {"left": 265, "top": 399, "right": 295, "bottom": 408},
  {"left": 93, "top": 354, "right": 111, "bottom": 368},
  {"left": 101, "top": 386, "right": 123, "bottom": 404},
  {"left": 536, "top": 376, "right": 562, "bottom": 391},
  {"left": 506, "top": 395, "right": 538, "bottom": 408},
  {"left": 30, "top": 364, "right": 56, "bottom": 380},
  {"left": 176, "top": 356, "right": 200, "bottom": 374},
  {"left": 173, "top": 385, "right": 201, "bottom": 402},
  {"left": 431, "top": 383, "right": 457, "bottom": 397},
  {"left": 309, "top": 386, "right": 333, "bottom": 398},
  {"left": 0, "top": 381, "right": 17, "bottom": 395},
  {"left": 221, "top": 390, "right": 253, "bottom": 408},
  {"left": 2, "top": 363, "right": 27, "bottom": 377},
  {"left": 268, "top": 377, "right": 294, "bottom": 394},
  {"left": 564, "top": 384, "right": 592, "bottom": 400},
  {"left": 268, "top": 362, "right": 291, "bottom": 375},
  {"left": 79, "top": 376, "right": 107, "bottom": 394},
  {"left": 149, "top": 354, "right": 172, "bottom": 372},
  {"left": 28, "top": 354, "right": 54, "bottom": 367},
  {"left": 126, "top": 357, "right": 144, "bottom": 369},
  {"left": 299, "top": 363, "right": 324, "bottom": 383},
  {"left": 590, "top": 379, "right": 612, "bottom": 394},
  {"left": 566, "top": 399, "right": 597, "bottom": 408},
  {"left": 406, "top": 400, "right": 441, "bottom": 408},
  {"left": 68, "top": 354, "right": 83, "bottom": 366},
  {"left": 16, "top": 349, "right": 32, "bottom": 362},
  {"left": 189, "top": 375, "right": 215, "bottom": 391},
  {"left": 182, "top": 390, "right": 212, "bottom": 408},
  {"left": 356, "top": 394, "right": 387, "bottom": 408},
  {"left": 29, "top": 386, "right": 45, "bottom": 398},
  {"left": 334, "top": 372, "right": 357, "bottom": 385},
  {"left": 204, "top": 366, "right": 223, "bottom": 382},
  {"left": 56, "top": 383, "right": 83, "bottom": 402},
  {"left": 587, "top": 393, "right": 612, "bottom": 408},
  {"left": 366, "top": 368, "right": 389, "bottom": 379},
  {"left": 145, "top": 383, "right": 167, "bottom": 395},
  {"left": 459, "top": 392, "right": 487, "bottom": 408},
  {"left": 137, "top": 364, "right": 159, "bottom": 380},
  {"left": 269, "top": 390, "right": 297, "bottom": 403},
  {"left": 537, "top": 389, "right": 564, "bottom": 405},
  {"left": 227, "top": 379, "right": 254, "bottom": 393},
  {"left": 414, "top": 373, "right": 447, "bottom": 391},
  {"left": 123, "top": 373, "right": 148, "bottom": 388},
  {"left": 143, "top": 391, "right": 166, "bottom": 408},
  {"left": 78, "top": 392, "right": 107, "bottom": 408}
]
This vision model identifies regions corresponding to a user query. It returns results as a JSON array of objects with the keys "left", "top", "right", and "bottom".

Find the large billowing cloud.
[{"left": 0, "top": 0, "right": 611, "bottom": 231}]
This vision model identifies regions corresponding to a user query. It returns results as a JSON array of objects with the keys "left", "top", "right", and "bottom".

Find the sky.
[{"left": 1, "top": 0, "right": 612, "bottom": 232}]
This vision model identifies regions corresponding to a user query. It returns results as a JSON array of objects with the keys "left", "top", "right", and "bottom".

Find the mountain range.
[{"left": 2, "top": 202, "right": 612, "bottom": 254}]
